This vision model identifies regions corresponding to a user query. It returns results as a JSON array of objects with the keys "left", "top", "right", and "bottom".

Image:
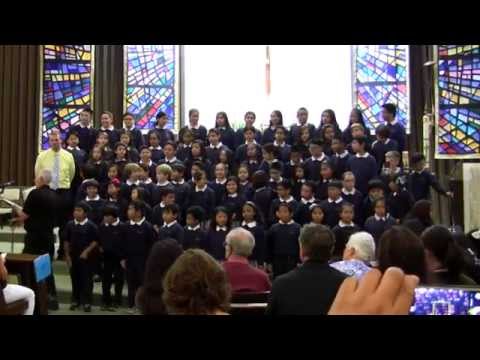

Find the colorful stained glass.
[
  {"left": 353, "top": 45, "right": 410, "bottom": 133},
  {"left": 436, "top": 45, "right": 480, "bottom": 158},
  {"left": 124, "top": 45, "right": 178, "bottom": 131},
  {"left": 41, "top": 45, "right": 93, "bottom": 150}
]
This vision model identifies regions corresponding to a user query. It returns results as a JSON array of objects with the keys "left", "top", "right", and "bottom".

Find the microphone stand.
[{"left": 448, "top": 160, "right": 462, "bottom": 233}]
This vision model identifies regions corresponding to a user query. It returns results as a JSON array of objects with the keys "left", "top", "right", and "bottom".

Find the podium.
[{"left": 5, "top": 254, "right": 49, "bottom": 315}]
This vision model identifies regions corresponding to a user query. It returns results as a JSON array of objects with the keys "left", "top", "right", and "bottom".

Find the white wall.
[{"left": 183, "top": 45, "right": 352, "bottom": 131}]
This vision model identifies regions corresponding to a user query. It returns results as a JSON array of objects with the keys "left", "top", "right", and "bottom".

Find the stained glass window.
[
  {"left": 41, "top": 45, "right": 93, "bottom": 150},
  {"left": 352, "top": 45, "right": 410, "bottom": 133},
  {"left": 124, "top": 45, "right": 179, "bottom": 131},
  {"left": 435, "top": 45, "right": 480, "bottom": 158}
]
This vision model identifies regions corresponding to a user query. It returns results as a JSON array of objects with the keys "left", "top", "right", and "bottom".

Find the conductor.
[{"left": 13, "top": 169, "right": 60, "bottom": 310}]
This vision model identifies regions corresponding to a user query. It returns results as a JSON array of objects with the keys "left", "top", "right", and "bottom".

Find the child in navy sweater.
[
  {"left": 237, "top": 164, "right": 254, "bottom": 201},
  {"left": 252, "top": 170, "right": 275, "bottom": 225},
  {"left": 139, "top": 146, "right": 158, "bottom": 180},
  {"left": 147, "top": 132, "right": 164, "bottom": 164},
  {"left": 341, "top": 171, "right": 364, "bottom": 225},
  {"left": 148, "top": 111, "right": 175, "bottom": 148},
  {"left": 316, "top": 161, "right": 336, "bottom": 201},
  {"left": 119, "top": 132, "right": 140, "bottom": 163},
  {"left": 105, "top": 178, "right": 128, "bottom": 222},
  {"left": 187, "top": 171, "right": 216, "bottom": 219},
  {"left": 209, "top": 162, "right": 228, "bottom": 206},
  {"left": 294, "top": 181, "right": 316, "bottom": 225},
  {"left": 283, "top": 144, "right": 304, "bottom": 180},
  {"left": 119, "top": 112, "right": 144, "bottom": 151},
  {"left": 204, "top": 207, "right": 231, "bottom": 261},
  {"left": 331, "top": 136, "right": 350, "bottom": 179},
  {"left": 273, "top": 126, "right": 291, "bottom": 162},
  {"left": 371, "top": 124, "right": 398, "bottom": 172},
  {"left": 303, "top": 139, "right": 329, "bottom": 182},
  {"left": 98, "top": 111, "right": 119, "bottom": 147},
  {"left": 184, "top": 206, "right": 208, "bottom": 250},
  {"left": 319, "top": 180, "right": 345, "bottom": 228},
  {"left": 122, "top": 200, "right": 157, "bottom": 310},
  {"left": 138, "top": 163, "right": 155, "bottom": 206},
  {"left": 267, "top": 161, "right": 284, "bottom": 193},
  {"left": 234, "top": 111, "right": 263, "bottom": 147},
  {"left": 268, "top": 179, "right": 299, "bottom": 226},
  {"left": 112, "top": 142, "right": 129, "bottom": 178},
  {"left": 84, "top": 179, "right": 106, "bottom": 226},
  {"left": 223, "top": 176, "right": 246, "bottom": 224},
  {"left": 215, "top": 111, "right": 236, "bottom": 150},
  {"left": 158, "top": 204, "right": 185, "bottom": 246},
  {"left": 346, "top": 136, "right": 378, "bottom": 195},
  {"left": 309, "top": 203, "right": 325, "bottom": 226},
  {"left": 206, "top": 128, "right": 231, "bottom": 165},
  {"left": 65, "top": 131, "right": 87, "bottom": 199},
  {"left": 244, "top": 143, "right": 262, "bottom": 176},
  {"left": 261, "top": 110, "right": 284, "bottom": 144},
  {"left": 64, "top": 201, "right": 99, "bottom": 312},
  {"left": 241, "top": 201, "right": 266, "bottom": 268},
  {"left": 151, "top": 163, "right": 174, "bottom": 206},
  {"left": 331, "top": 202, "right": 361, "bottom": 260},
  {"left": 362, "top": 179, "right": 386, "bottom": 224},
  {"left": 171, "top": 164, "right": 190, "bottom": 223},
  {"left": 387, "top": 174, "right": 414, "bottom": 222},
  {"left": 235, "top": 127, "right": 262, "bottom": 164},
  {"left": 69, "top": 107, "right": 97, "bottom": 153},
  {"left": 130, "top": 187, "right": 153, "bottom": 222},
  {"left": 382, "top": 103, "right": 406, "bottom": 152},
  {"left": 291, "top": 165, "right": 306, "bottom": 201},
  {"left": 364, "top": 198, "right": 396, "bottom": 244},
  {"left": 266, "top": 202, "right": 301, "bottom": 279},
  {"left": 120, "top": 163, "right": 142, "bottom": 204},
  {"left": 152, "top": 188, "right": 176, "bottom": 231},
  {"left": 259, "top": 143, "right": 283, "bottom": 175},
  {"left": 98, "top": 205, "right": 126, "bottom": 310}
]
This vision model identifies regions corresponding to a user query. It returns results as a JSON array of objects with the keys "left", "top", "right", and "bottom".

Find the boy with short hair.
[
  {"left": 331, "top": 136, "right": 350, "bottom": 179},
  {"left": 158, "top": 204, "right": 185, "bottom": 245},
  {"left": 152, "top": 163, "right": 174, "bottom": 206},
  {"left": 319, "top": 180, "right": 344, "bottom": 228},
  {"left": 382, "top": 103, "right": 406, "bottom": 152},
  {"left": 139, "top": 145, "right": 157, "bottom": 180},
  {"left": 121, "top": 200, "right": 157, "bottom": 311},
  {"left": 183, "top": 206, "right": 207, "bottom": 250},
  {"left": 315, "top": 161, "right": 336, "bottom": 201},
  {"left": 341, "top": 171, "right": 364, "bottom": 225},
  {"left": 64, "top": 201, "right": 99, "bottom": 312},
  {"left": 260, "top": 143, "right": 283, "bottom": 175},
  {"left": 148, "top": 111, "right": 174, "bottom": 148},
  {"left": 266, "top": 202, "right": 301, "bottom": 278},
  {"left": 273, "top": 126, "right": 291, "bottom": 162},
  {"left": 234, "top": 111, "right": 263, "bottom": 147},
  {"left": 331, "top": 203, "right": 361, "bottom": 260},
  {"left": 209, "top": 162, "right": 228, "bottom": 206},
  {"left": 152, "top": 188, "right": 176, "bottom": 230},
  {"left": 283, "top": 144, "right": 304, "bottom": 180},
  {"left": 235, "top": 127, "right": 262, "bottom": 164},
  {"left": 380, "top": 150, "right": 404, "bottom": 188},
  {"left": 98, "top": 205, "right": 126, "bottom": 310},
  {"left": 346, "top": 136, "right": 378, "bottom": 195},
  {"left": 362, "top": 179, "right": 386, "bottom": 224},
  {"left": 171, "top": 164, "right": 190, "bottom": 221},
  {"left": 120, "top": 163, "right": 142, "bottom": 203},
  {"left": 160, "top": 140, "right": 182, "bottom": 167},
  {"left": 303, "top": 139, "right": 328, "bottom": 181},
  {"left": 387, "top": 174, "right": 414, "bottom": 222},
  {"left": 119, "top": 112, "right": 144, "bottom": 150},
  {"left": 69, "top": 107, "right": 97, "bottom": 153},
  {"left": 206, "top": 128, "right": 231, "bottom": 164},
  {"left": 252, "top": 170, "right": 274, "bottom": 223},
  {"left": 269, "top": 179, "right": 299, "bottom": 226},
  {"left": 371, "top": 124, "right": 398, "bottom": 172},
  {"left": 147, "top": 132, "right": 164, "bottom": 163},
  {"left": 407, "top": 152, "right": 453, "bottom": 202},
  {"left": 268, "top": 161, "right": 284, "bottom": 192},
  {"left": 187, "top": 171, "right": 216, "bottom": 218},
  {"left": 293, "top": 181, "right": 316, "bottom": 225},
  {"left": 364, "top": 197, "right": 396, "bottom": 244},
  {"left": 84, "top": 179, "right": 106, "bottom": 226}
]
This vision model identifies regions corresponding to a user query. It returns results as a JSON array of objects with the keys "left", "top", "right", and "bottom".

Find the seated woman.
[
  {"left": 330, "top": 231, "right": 375, "bottom": 279},
  {"left": 1, "top": 254, "right": 35, "bottom": 315},
  {"left": 376, "top": 226, "right": 427, "bottom": 283},
  {"left": 162, "top": 249, "right": 231, "bottom": 315},
  {"left": 421, "top": 225, "right": 477, "bottom": 286},
  {"left": 135, "top": 239, "right": 183, "bottom": 315}
]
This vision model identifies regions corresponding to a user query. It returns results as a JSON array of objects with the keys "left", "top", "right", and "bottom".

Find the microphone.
[{"left": 0, "top": 181, "right": 15, "bottom": 188}]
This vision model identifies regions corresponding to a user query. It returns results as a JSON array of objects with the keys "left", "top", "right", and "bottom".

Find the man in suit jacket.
[{"left": 265, "top": 224, "right": 348, "bottom": 315}]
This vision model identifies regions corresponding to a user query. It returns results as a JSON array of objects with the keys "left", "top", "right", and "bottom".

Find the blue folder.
[{"left": 33, "top": 254, "right": 51, "bottom": 283}]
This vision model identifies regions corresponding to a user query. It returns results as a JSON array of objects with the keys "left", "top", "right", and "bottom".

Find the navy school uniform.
[
  {"left": 315, "top": 179, "right": 334, "bottom": 201},
  {"left": 66, "top": 146, "right": 87, "bottom": 197},
  {"left": 98, "top": 220, "right": 126, "bottom": 306},
  {"left": 292, "top": 178, "right": 306, "bottom": 201},
  {"left": 289, "top": 123, "right": 315, "bottom": 145},
  {"left": 139, "top": 160, "right": 158, "bottom": 181},
  {"left": 85, "top": 197, "right": 107, "bottom": 226},
  {"left": 113, "top": 159, "right": 128, "bottom": 179},
  {"left": 102, "top": 147, "right": 115, "bottom": 163},
  {"left": 253, "top": 186, "right": 274, "bottom": 224},
  {"left": 151, "top": 182, "right": 175, "bottom": 207},
  {"left": 123, "top": 218, "right": 157, "bottom": 308},
  {"left": 242, "top": 221, "right": 266, "bottom": 265},
  {"left": 151, "top": 202, "right": 166, "bottom": 229},
  {"left": 68, "top": 125, "right": 97, "bottom": 153},
  {"left": 235, "top": 127, "right": 262, "bottom": 148},
  {"left": 386, "top": 121, "right": 406, "bottom": 152},
  {"left": 158, "top": 220, "right": 185, "bottom": 246},
  {"left": 245, "top": 159, "right": 261, "bottom": 178},
  {"left": 223, "top": 193, "right": 246, "bottom": 221},
  {"left": 266, "top": 220, "right": 301, "bottom": 278},
  {"left": 204, "top": 227, "right": 228, "bottom": 261},
  {"left": 259, "top": 159, "right": 284, "bottom": 176},
  {"left": 187, "top": 185, "right": 216, "bottom": 218},
  {"left": 149, "top": 146, "right": 164, "bottom": 164},
  {"left": 303, "top": 154, "right": 329, "bottom": 182},
  {"left": 332, "top": 151, "right": 350, "bottom": 179},
  {"left": 179, "top": 125, "right": 208, "bottom": 143},
  {"left": 176, "top": 144, "right": 192, "bottom": 163},
  {"left": 341, "top": 188, "right": 364, "bottom": 225},
  {"left": 183, "top": 225, "right": 208, "bottom": 250},
  {"left": 283, "top": 160, "right": 304, "bottom": 180},
  {"left": 172, "top": 180, "right": 191, "bottom": 221},
  {"left": 331, "top": 223, "right": 361, "bottom": 260},
  {"left": 117, "top": 127, "right": 144, "bottom": 151},
  {"left": 239, "top": 181, "right": 254, "bottom": 201},
  {"left": 371, "top": 138, "right": 398, "bottom": 173},
  {"left": 268, "top": 197, "right": 300, "bottom": 226},
  {"left": 346, "top": 153, "right": 378, "bottom": 195},
  {"left": 261, "top": 126, "right": 277, "bottom": 145},
  {"left": 64, "top": 219, "right": 99, "bottom": 306},
  {"left": 274, "top": 142, "right": 292, "bottom": 162},
  {"left": 87, "top": 160, "right": 108, "bottom": 184},
  {"left": 127, "top": 147, "right": 140, "bottom": 163},
  {"left": 380, "top": 168, "right": 405, "bottom": 194},
  {"left": 319, "top": 198, "right": 344, "bottom": 228},
  {"left": 206, "top": 143, "right": 232, "bottom": 165},
  {"left": 159, "top": 157, "right": 183, "bottom": 170},
  {"left": 105, "top": 197, "right": 129, "bottom": 222},
  {"left": 347, "top": 138, "right": 372, "bottom": 154},
  {"left": 208, "top": 179, "right": 227, "bottom": 206},
  {"left": 98, "top": 128, "right": 120, "bottom": 148},
  {"left": 216, "top": 127, "right": 236, "bottom": 151},
  {"left": 120, "top": 180, "right": 140, "bottom": 204},
  {"left": 364, "top": 215, "right": 397, "bottom": 244},
  {"left": 407, "top": 169, "right": 449, "bottom": 202},
  {"left": 361, "top": 196, "right": 376, "bottom": 225},
  {"left": 235, "top": 143, "right": 262, "bottom": 165},
  {"left": 185, "top": 157, "right": 212, "bottom": 180},
  {"left": 138, "top": 180, "right": 154, "bottom": 206},
  {"left": 148, "top": 127, "right": 175, "bottom": 148},
  {"left": 387, "top": 190, "right": 414, "bottom": 222},
  {"left": 293, "top": 198, "right": 316, "bottom": 225}
]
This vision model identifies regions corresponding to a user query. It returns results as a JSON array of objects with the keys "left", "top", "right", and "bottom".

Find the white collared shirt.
[
  {"left": 342, "top": 188, "right": 356, "bottom": 196},
  {"left": 239, "top": 181, "right": 249, "bottom": 186},
  {"left": 123, "top": 125, "right": 135, "bottom": 131},
  {"left": 228, "top": 193, "right": 238, "bottom": 198},
  {"left": 163, "top": 220, "right": 177, "bottom": 228},
  {"left": 126, "top": 179, "right": 140, "bottom": 186},
  {"left": 164, "top": 156, "right": 177, "bottom": 163},
  {"left": 105, "top": 219, "right": 120, "bottom": 227},
  {"left": 150, "top": 146, "right": 162, "bottom": 151},
  {"left": 355, "top": 152, "right": 370, "bottom": 158},
  {"left": 188, "top": 123, "right": 200, "bottom": 130},
  {"left": 160, "top": 202, "right": 166, "bottom": 208},
  {"left": 274, "top": 141, "right": 286, "bottom": 148},
  {"left": 196, "top": 185, "right": 208, "bottom": 192},
  {"left": 279, "top": 220, "right": 294, "bottom": 225},
  {"left": 327, "top": 197, "right": 343, "bottom": 204},
  {"left": 79, "top": 123, "right": 92, "bottom": 129},
  {"left": 130, "top": 217, "right": 146, "bottom": 226},
  {"left": 187, "top": 225, "right": 201, "bottom": 231},
  {"left": 301, "top": 197, "right": 315, "bottom": 205},
  {"left": 86, "top": 195, "right": 101, "bottom": 201},
  {"left": 216, "top": 225, "right": 228, "bottom": 232},
  {"left": 142, "top": 178, "right": 152, "bottom": 185},
  {"left": 67, "top": 146, "right": 80, "bottom": 151},
  {"left": 242, "top": 221, "right": 257, "bottom": 228},
  {"left": 215, "top": 178, "right": 227, "bottom": 185},
  {"left": 74, "top": 218, "right": 88, "bottom": 226},
  {"left": 245, "top": 140, "right": 258, "bottom": 145},
  {"left": 100, "top": 126, "right": 115, "bottom": 131},
  {"left": 209, "top": 142, "right": 223, "bottom": 150},
  {"left": 172, "top": 179, "right": 185, "bottom": 185},
  {"left": 280, "top": 196, "right": 295, "bottom": 203},
  {"left": 338, "top": 221, "right": 354, "bottom": 228},
  {"left": 374, "top": 214, "right": 389, "bottom": 221},
  {"left": 108, "top": 197, "right": 118, "bottom": 202},
  {"left": 248, "top": 160, "right": 258, "bottom": 164},
  {"left": 390, "top": 119, "right": 398, "bottom": 126},
  {"left": 335, "top": 150, "right": 349, "bottom": 159},
  {"left": 255, "top": 186, "right": 266, "bottom": 193},
  {"left": 270, "top": 177, "right": 283, "bottom": 183},
  {"left": 140, "top": 160, "right": 153, "bottom": 167},
  {"left": 157, "top": 180, "right": 170, "bottom": 187},
  {"left": 289, "top": 159, "right": 303, "bottom": 166},
  {"left": 310, "top": 154, "right": 326, "bottom": 162},
  {"left": 155, "top": 125, "right": 167, "bottom": 130}
]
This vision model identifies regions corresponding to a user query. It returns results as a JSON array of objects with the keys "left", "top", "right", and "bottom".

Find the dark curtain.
[
  {"left": 0, "top": 45, "right": 40, "bottom": 186},
  {"left": 93, "top": 45, "right": 124, "bottom": 127}
]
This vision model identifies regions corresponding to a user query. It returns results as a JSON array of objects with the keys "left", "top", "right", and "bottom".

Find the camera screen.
[{"left": 410, "top": 287, "right": 480, "bottom": 315}]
